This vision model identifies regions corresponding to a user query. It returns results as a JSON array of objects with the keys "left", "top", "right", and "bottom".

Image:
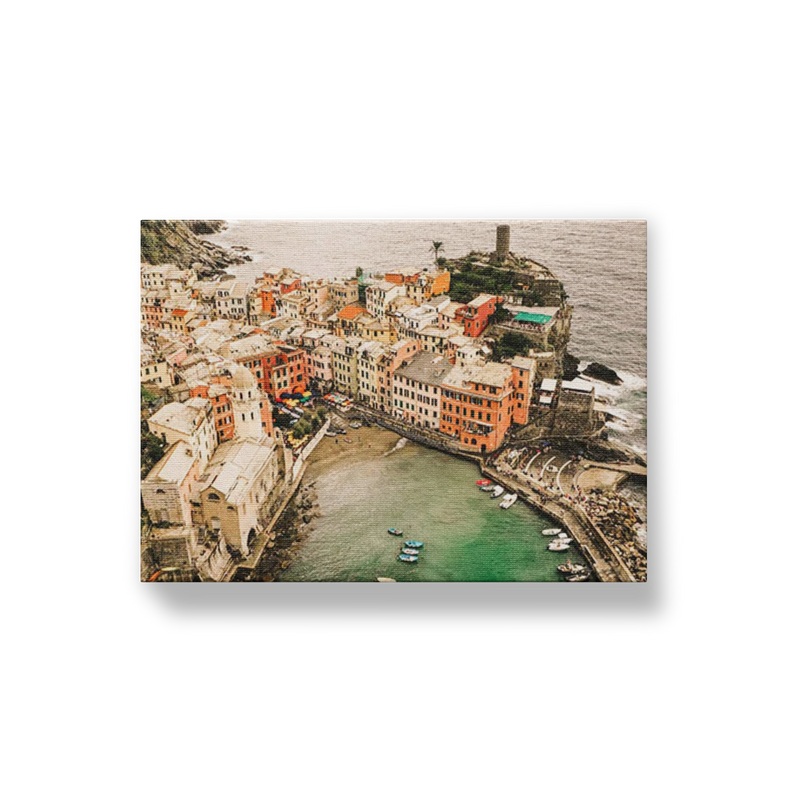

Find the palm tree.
[{"left": 429, "top": 241, "right": 444, "bottom": 263}]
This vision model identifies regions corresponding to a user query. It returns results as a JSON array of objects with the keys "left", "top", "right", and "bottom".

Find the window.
[{"left": 208, "top": 493, "right": 220, "bottom": 501}]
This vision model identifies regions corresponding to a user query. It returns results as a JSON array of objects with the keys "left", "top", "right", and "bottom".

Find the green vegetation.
[
  {"left": 448, "top": 265, "right": 543, "bottom": 305},
  {"left": 492, "top": 332, "right": 534, "bottom": 361},
  {"left": 429, "top": 241, "right": 445, "bottom": 264},
  {"left": 290, "top": 406, "right": 327, "bottom": 440},
  {"left": 141, "top": 424, "right": 166, "bottom": 479}
]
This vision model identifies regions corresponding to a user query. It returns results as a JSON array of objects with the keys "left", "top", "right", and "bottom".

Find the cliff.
[{"left": 140, "top": 220, "right": 249, "bottom": 277}]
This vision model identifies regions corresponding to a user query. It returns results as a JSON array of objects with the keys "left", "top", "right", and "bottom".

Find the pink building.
[{"left": 308, "top": 345, "right": 334, "bottom": 387}]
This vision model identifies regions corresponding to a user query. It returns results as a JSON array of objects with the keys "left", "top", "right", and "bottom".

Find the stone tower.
[{"left": 496, "top": 225, "right": 510, "bottom": 261}]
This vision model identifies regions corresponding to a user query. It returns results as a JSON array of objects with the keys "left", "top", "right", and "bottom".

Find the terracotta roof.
[
  {"left": 337, "top": 305, "right": 370, "bottom": 321},
  {"left": 172, "top": 309, "right": 188, "bottom": 317}
]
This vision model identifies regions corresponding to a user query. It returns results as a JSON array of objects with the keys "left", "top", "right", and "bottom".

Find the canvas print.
[{"left": 141, "top": 220, "right": 646, "bottom": 582}]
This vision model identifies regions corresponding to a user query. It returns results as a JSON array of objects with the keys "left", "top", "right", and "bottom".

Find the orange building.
[
  {"left": 335, "top": 304, "right": 373, "bottom": 336},
  {"left": 385, "top": 268, "right": 450, "bottom": 303},
  {"left": 455, "top": 294, "right": 500, "bottom": 338},
  {"left": 440, "top": 362, "right": 515, "bottom": 453},
  {"left": 190, "top": 379, "right": 235, "bottom": 445},
  {"left": 510, "top": 356, "right": 536, "bottom": 426}
]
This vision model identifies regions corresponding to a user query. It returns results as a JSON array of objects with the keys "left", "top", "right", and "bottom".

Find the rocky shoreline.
[
  {"left": 250, "top": 481, "right": 322, "bottom": 581},
  {"left": 580, "top": 489, "right": 647, "bottom": 581},
  {"left": 140, "top": 219, "right": 252, "bottom": 278}
]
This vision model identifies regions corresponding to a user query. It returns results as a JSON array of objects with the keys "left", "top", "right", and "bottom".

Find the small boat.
[
  {"left": 343, "top": 437, "right": 354, "bottom": 443},
  {"left": 548, "top": 540, "right": 571, "bottom": 552},
  {"left": 349, "top": 421, "right": 362, "bottom": 429},
  {"left": 404, "top": 540, "right": 424, "bottom": 549},
  {"left": 398, "top": 553, "right": 418, "bottom": 563},
  {"left": 557, "top": 560, "right": 586, "bottom": 575},
  {"left": 491, "top": 485, "right": 504, "bottom": 498},
  {"left": 476, "top": 479, "right": 492, "bottom": 487},
  {"left": 542, "top": 528, "right": 562, "bottom": 536},
  {"left": 500, "top": 493, "right": 518, "bottom": 509},
  {"left": 480, "top": 483, "right": 497, "bottom": 492},
  {"left": 552, "top": 532, "right": 573, "bottom": 544},
  {"left": 376, "top": 577, "right": 396, "bottom": 582},
  {"left": 566, "top": 573, "right": 589, "bottom": 582},
  {"left": 402, "top": 548, "right": 420, "bottom": 556},
  {"left": 388, "top": 528, "right": 403, "bottom": 536}
]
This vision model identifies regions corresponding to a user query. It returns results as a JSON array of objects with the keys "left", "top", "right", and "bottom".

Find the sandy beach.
[{"left": 303, "top": 423, "right": 403, "bottom": 482}]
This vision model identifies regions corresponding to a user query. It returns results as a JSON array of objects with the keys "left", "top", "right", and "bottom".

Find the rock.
[
  {"left": 581, "top": 362, "right": 623, "bottom": 385},
  {"left": 562, "top": 352, "right": 581, "bottom": 381}
]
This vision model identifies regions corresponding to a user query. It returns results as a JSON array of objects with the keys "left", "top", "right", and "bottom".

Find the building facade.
[
  {"left": 392, "top": 351, "right": 452, "bottom": 430},
  {"left": 440, "top": 363, "right": 515, "bottom": 453}
]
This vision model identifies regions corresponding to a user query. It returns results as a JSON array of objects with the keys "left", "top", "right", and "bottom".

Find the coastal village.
[{"left": 141, "top": 223, "right": 647, "bottom": 582}]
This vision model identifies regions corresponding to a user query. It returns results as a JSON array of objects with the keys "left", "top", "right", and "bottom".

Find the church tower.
[{"left": 230, "top": 365, "right": 265, "bottom": 440}]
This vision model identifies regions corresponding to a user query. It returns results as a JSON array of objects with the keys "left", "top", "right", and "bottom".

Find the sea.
[{"left": 205, "top": 220, "right": 647, "bottom": 576}]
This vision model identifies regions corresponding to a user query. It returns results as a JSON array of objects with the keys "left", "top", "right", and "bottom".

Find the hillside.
[{"left": 140, "top": 220, "right": 249, "bottom": 277}]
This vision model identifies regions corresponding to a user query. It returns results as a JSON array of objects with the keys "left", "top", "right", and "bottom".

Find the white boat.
[
  {"left": 552, "top": 532, "right": 573, "bottom": 544},
  {"left": 542, "top": 528, "right": 562, "bottom": 537},
  {"left": 376, "top": 577, "right": 396, "bottom": 582},
  {"left": 500, "top": 493, "right": 518, "bottom": 509},
  {"left": 566, "top": 573, "right": 589, "bottom": 582},
  {"left": 548, "top": 540, "right": 571, "bottom": 552},
  {"left": 491, "top": 485, "right": 504, "bottom": 498}
]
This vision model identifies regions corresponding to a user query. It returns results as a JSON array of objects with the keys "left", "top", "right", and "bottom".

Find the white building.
[
  {"left": 392, "top": 351, "right": 453, "bottom": 430},
  {"left": 196, "top": 437, "right": 281, "bottom": 558},
  {"left": 366, "top": 280, "right": 405, "bottom": 319},
  {"left": 230, "top": 364, "right": 266, "bottom": 440},
  {"left": 141, "top": 442, "right": 199, "bottom": 526},
  {"left": 148, "top": 397, "right": 216, "bottom": 470}
]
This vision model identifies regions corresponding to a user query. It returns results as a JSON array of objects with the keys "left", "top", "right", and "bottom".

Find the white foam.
[{"left": 383, "top": 437, "right": 408, "bottom": 456}]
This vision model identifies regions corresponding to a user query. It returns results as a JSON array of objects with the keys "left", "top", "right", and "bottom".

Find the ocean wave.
[
  {"left": 383, "top": 437, "right": 408, "bottom": 456},
  {"left": 576, "top": 365, "right": 647, "bottom": 408}
]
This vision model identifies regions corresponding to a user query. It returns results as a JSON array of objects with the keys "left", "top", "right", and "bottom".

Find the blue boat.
[
  {"left": 398, "top": 553, "right": 418, "bottom": 563},
  {"left": 402, "top": 548, "right": 420, "bottom": 556},
  {"left": 387, "top": 528, "right": 403, "bottom": 536},
  {"left": 404, "top": 540, "right": 424, "bottom": 549}
]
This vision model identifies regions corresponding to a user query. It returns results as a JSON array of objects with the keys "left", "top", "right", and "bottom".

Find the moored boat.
[
  {"left": 548, "top": 540, "right": 570, "bottom": 552},
  {"left": 491, "top": 485, "right": 504, "bottom": 498},
  {"left": 398, "top": 553, "right": 418, "bottom": 563},
  {"left": 404, "top": 540, "right": 424, "bottom": 549},
  {"left": 476, "top": 479, "right": 492, "bottom": 487},
  {"left": 566, "top": 573, "right": 589, "bottom": 582},
  {"left": 480, "top": 483, "right": 497, "bottom": 492},
  {"left": 388, "top": 528, "right": 403, "bottom": 536},
  {"left": 542, "top": 528, "right": 562, "bottom": 536},
  {"left": 402, "top": 548, "right": 420, "bottom": 556},
  {"left": 376, "top": 577, "right": 396, "bottom": 582},
  {"left": 500, "top": 493, "right": 518, "bottom": 509},
  {"left": 556, "top": 559, "right": 586, "bottom": 575}
]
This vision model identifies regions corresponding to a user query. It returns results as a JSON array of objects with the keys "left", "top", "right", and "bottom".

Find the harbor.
[{"left": 275, "top": 425, "right": 589, "bottom": 582}]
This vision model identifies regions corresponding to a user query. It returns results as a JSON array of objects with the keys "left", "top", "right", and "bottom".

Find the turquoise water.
[{"left": 280, "top": 441, "right": 586, "bottom": 582}]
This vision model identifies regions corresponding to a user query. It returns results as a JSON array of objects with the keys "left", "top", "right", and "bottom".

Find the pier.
[{"left": 480, "top": 463, "right": 635, "bottom": 582}]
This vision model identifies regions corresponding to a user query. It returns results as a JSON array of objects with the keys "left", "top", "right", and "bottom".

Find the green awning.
[{"left": 514, "top": 312, "right": 552, "bottom": 324}]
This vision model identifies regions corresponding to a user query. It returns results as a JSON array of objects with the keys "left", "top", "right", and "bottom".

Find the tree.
[
  {"left": 355, "top": 266, "right": 363, "bottom": 279},
  {"left": 493, "top": 332, "right": 531, "bottom": 361},
  {"left": 429, "top": 241, "right": 444, "bottom": 263}
]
